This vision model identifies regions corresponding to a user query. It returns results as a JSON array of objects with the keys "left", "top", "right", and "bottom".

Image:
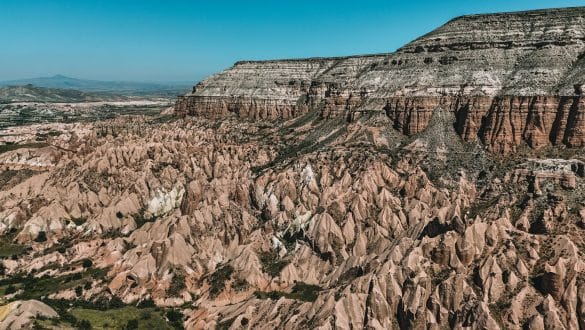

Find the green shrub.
[
  {"left": 82, "top": 259, "right": 93, "bottom": 268},
  {"left": 35, "top": 231, "right": 47, "bottom": 243},
  {"left": 254, "top": 281, "right": 321, "bottom": 302},
  {"left": 167, "top": 273, "right": 186, "bottom": 296},
  {"left": 166, "top": 309, "right": 183, "bottom": 329},
  {"left": 216, "top": 317, "right": 235, "bottom": 330},
  {"left": 232, "top": 278, "right": 249, "bottom": 292},
  {"left": 124, "top": 318, "right": 139, "bottom": 330},
  {"left": 77, "top": 319, "right": 92, "bottom": 329},
  {"left": 209, "top": 265, "right": 234, "bottom": 298},
  {"left": 137, "top": 298, "right": 156, "bottom": 308},
  {"left": 4, "top": 285, "right": 16, "bottom": 294},
  {"left": 259, "top": 251, "right": 289, "bottom": 277}
]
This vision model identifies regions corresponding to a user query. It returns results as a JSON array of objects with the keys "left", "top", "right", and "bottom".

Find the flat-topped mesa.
[
  {"left": 175, "top": 55, "right": 385, "bottom": 120},
  {"left": 176, "top": 6, "right": 585, "bottom": 152}
]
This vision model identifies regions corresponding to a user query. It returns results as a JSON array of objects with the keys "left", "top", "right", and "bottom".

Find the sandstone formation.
[
  {"left": 1, "top": 6, "right": 585, "bottom": 330},
  {"left": 0, "top": 110, "right": 584, "bottom": 329},
  {"left": 0, "top": 300, "right": 58, "bottom": 329},
  {"left": 177, "top": 7, "right": 585, "bottom": 153}
]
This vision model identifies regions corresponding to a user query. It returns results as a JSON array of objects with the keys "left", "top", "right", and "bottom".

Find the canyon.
[{"left": 0, "top": 6, "right": 585, "bottom": 330}]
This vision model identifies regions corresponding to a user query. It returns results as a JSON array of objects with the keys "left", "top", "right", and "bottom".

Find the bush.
[
  {"left": 82, "top": 259, "right": 93, "bottom": 268},
  {"left": 77, "top": 319, "right": 92, "bottom": 329},
  {"left": 124, "top": 319, "right": 138, "bottom": 330},
  {"left": 232, "top": 278, "right": 249, "bottom": 292},
  {"left": 5, "top": 285, "right": 16, "bottom": 294},
  {"left": 167, "top": 273, "right": 186, "bottom": 296},
  {"left": 209, "top": 265, "right": 234, "bottom": 298},
  {"left": 136, "top": 298, "right": 156, "bottom": 308},
  {"left": 35, "top": 231, "right": 47, "bottom": 243},
  {"left": 216, "top": 318, "right": 235, "bottom": 330},
  {"left": 259, "top": 251, "right": 289, "bottom": 278},
  {"left": 254, "top": 281, "right": 321, "bottom": 302},
  {"left": 166, "top": 309, "right": 183, "bottom": 329}
]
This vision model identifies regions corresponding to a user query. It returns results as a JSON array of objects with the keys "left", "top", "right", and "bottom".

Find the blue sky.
[{"left": 0, "top": 0, "right": 583, "bottom": 82}]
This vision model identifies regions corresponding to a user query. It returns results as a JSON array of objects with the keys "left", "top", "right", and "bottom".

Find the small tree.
[
  {"left": 4, "top": 285, "right": 16, "bottom": 295},
  {"left": 77, "top": 319, "right": 92, "bottom": 329},
  {"left": 82, "top": 259, "right": 93, "bottom": 268},
  {"left": 124, "top": 319, "right": 139, "bottom": 330},
  {"left": 166, "top": 310, "right": 183, "bottom": 329},
  {"left": 35, "top": 231, "right": 47, "bottom": 243}
]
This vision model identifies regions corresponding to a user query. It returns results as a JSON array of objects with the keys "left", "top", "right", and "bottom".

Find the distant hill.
[
  {"left": 0, "top": 84, "right": 128, "bottom": 103},
  {"left": 0, "top": 75, "right": 192, "bottom": 96}
]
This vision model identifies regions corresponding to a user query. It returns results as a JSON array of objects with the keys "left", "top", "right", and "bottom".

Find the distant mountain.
[
  {"left": 0, "top": 84, "right": 128, "bottom": 103},
  {"left": 0, "top": 75, "right": 192, "bottom": 95}
]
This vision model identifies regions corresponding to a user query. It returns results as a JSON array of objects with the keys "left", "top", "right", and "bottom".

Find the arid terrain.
[{"left": 1, "top": 6, "right": 585, "bottom": 330}]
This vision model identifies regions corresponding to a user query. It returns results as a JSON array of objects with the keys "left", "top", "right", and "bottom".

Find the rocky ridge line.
[{"left": 176, "top": 6, "right": 585, "bottom": 153}]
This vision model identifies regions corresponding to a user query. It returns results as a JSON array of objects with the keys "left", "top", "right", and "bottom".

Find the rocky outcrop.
[
  {"left": 177, "top": 7, "right": 585, "bottom": 152},
  {"left": 0, "top": 300, "right": 58, "bottom": 329},
  {"left": 176, "top": 59, "right": 333, "bottom": 119}
]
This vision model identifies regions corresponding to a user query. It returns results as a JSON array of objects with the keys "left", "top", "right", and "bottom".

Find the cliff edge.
[{"left": 176, "top": 7, "right": 585, "bottom": 153}]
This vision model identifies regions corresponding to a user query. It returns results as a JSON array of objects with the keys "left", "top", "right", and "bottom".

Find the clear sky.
[{"left": 0, "top": 0, "right": 583, "bottom": 82}]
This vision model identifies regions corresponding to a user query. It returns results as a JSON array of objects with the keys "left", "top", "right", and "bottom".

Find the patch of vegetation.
[
  {"left": 4, "top": 285, "right": 16, "bottom": 295},
  {"left": 150, "top": 114, "right": 178, "bottom": 124},
  {"left": 0, "top": 143, "right": 49, "bottom": 154},
  {"left": 0, "top": 267, "right": 109, "bottom": 300},
  {"left": 209, "top": 265, "right": 234, "bottom": 298},
  {"left": 0, "top": 229, "right": 27, "bottom": 258},
  {"left": 337, "top": 266, "right": 365, "bottom": 285},
  {"left": 166, "top": 309, "right": 184, "bottom": 329},
  {"left": 259, "top": 251, "right": 289, "bottom": 277},
  {"left": 0, "top": 169, "right": 38, "bottom": 190},
  {"left": 216, "top": 317, "right": 235, "bottom": 330},
  {"left": 133, "top": 208, "right": 157, "bottom": 228},
  {"left": 254, "top": 282, "right": 321, "bottom": 302},
  {"left": 167, "top": 273, "right": 186, "bottom": 297},
  {"left": 35, "top": 130, "right": 63, "bottom": 141},
  {"left": 488, "top": 300, "right": 510, "bottom": 329},
  {"left": 70, "top": 217, "right": 87, "bottom": 226},
  {"left": 125, "top": 318, "right": 139, "bottom": 330},
  {"left": 82, "top": 259, "right": 93, "bottom": 268},
  {"left": 232, "top": 278, "right": 249, "bottom": 292},
  {"left": 431, "top": 268, "right": 452, "bottom": 286},
  {"left": 136, "top": 298, "right": 156, "bottom": 309},
  {"left": 34, "top": 231, "right": 48, "bottom": 243},
  {"left": 285, "top": 109, "right": 320, "bottom": 130},
  {"left": 71, "top": 306, "right": 173, "bottom": 330},
  {"left": 36, "top": 298, "right": 179, "bottom": 330},
  {"left": 464, "top": 196, "right": 499, "bottom": 220}
]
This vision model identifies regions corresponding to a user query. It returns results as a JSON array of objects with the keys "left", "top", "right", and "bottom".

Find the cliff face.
[
  {"left": 381, "top": 95, "right": 585, "bottom": 153},
  {"left": 176, "top": 59, "right": 337, "bottom": 119},
  {"left": 176, "top": 7, "right": 585, "bottom": 152}
]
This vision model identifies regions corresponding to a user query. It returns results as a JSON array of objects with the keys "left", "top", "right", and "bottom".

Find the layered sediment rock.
[{"left": 177, "top": 7, "right": 585, "bottom": 152}]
